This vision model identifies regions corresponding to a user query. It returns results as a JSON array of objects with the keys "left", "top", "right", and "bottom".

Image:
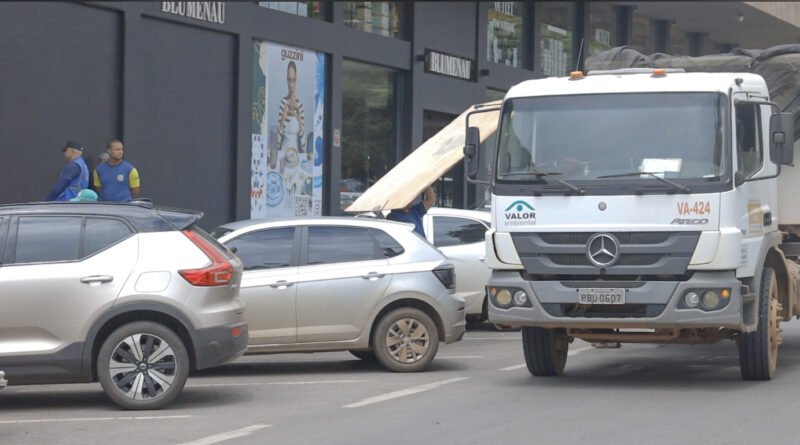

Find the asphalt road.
[{"left": 3, "top": 321, "right": 800, "bottom": 444}]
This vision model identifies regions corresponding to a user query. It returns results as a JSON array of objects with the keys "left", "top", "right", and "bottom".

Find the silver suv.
[
  {"left": 0, "top": 202, "right": 247, "bottom": 409},
  {"left": 212, "top": 217, "right": 466, "bottom": 372}
]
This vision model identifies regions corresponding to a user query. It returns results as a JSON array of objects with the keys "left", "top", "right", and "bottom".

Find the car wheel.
[
  {"left": 372, "top": 308, "right": 440, "bottom": 372},
  {"left": 97, "top": 321, "right": 189, "bottom": 410},
  {"left": 349, "top": 350, "right": 376, "bottom": 361}
]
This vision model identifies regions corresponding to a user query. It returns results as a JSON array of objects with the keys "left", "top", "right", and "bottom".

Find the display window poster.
[{"left": 251, "top": 40, "right": 326, "bottom": 218}]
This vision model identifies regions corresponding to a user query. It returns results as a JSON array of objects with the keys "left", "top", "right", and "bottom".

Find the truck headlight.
[
  {"left": 496, "top": 289, "right": 513, "bottom": 307},
  {"left": 489, "top": 287, "right": 532, "bottom": 308},
  {"left": 685, "top": 291, "right": 700, "bottom": 308},
  {"left": 702, "top": 291, "right": 720, "bottom": 309},
  {"left": 513, "top": 290, "right": 528, "bottom": 306}
]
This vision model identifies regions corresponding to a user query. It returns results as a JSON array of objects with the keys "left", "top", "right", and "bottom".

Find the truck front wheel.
[
  {"left": 738, "top": 267, "right": 782, "bottom": 380},
  {"left": 522, "top": 327, "right": 569, "bottom": 376}
]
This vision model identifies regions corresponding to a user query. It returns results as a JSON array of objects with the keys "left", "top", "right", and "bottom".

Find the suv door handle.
[
  {"left": 361, "top": 272, "right": 386, "bottom": 280},
  {"left": 80, "top": 275, "right": 114, "bottom": 285},
  {"left": 269, "top": 280, "right": 295, "bottom": 289}
]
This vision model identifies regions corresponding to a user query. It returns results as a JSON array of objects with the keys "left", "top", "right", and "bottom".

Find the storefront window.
[
  {"left": 487, "top": 2, "right": 524, "bottom": 68},
  {"left": 343, "top": 2, "right": 400, "bottom": 38},
  {"left": 257, "top": 2, "right": 327, "bottom": 19},
  {"left": 587, "top": 3, "right": 617, "bottom": 57},
  {"left": 668, "top": 25, "right": 690, "bottom": 56},
  {"left": 340, "top": 60, "right": 397, "bottom": 211},
  {"left": 630, "top": 11, "right": 655, "bottom": 54},
  {"left": 537, "top": 2, "right": 574, "bottom": 77}
]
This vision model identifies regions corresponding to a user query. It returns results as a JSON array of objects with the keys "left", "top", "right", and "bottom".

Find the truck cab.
[{"left": 465, "top": 69, "right": 797, "bottom": 380}]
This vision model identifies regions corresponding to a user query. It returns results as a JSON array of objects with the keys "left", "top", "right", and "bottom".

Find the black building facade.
[{"left": 1, "top": 1, "right": 797, "bottom": 228}]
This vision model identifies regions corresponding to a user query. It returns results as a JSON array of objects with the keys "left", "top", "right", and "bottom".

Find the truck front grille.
[{"left": 512, "top": 231, "right": 700, "bottom": 277}]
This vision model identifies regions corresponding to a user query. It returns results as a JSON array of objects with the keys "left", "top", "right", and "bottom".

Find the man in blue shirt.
[
  {"left": 386, "top": 186, "right": 435, "bottom": 236},
  {"left": 46, "top": 140, "right": 89, "bottom": 201},
  {"left": 93, "top": 139, "right": 140, "bottom": 202}
]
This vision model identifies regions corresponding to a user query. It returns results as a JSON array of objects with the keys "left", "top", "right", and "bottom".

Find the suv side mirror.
[
  {"left": 770, "top": 112, "right": 794, "bottom": 165},
  {"left": 464, "top": 126, "right": 481, "bottom": 180}
]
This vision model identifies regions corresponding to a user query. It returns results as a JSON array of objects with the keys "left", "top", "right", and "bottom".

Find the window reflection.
[
  {"left": 487, "top": 2, "right": 523, "bottom": 68},
  {"left": 343, "top": 2, "right": 400, "bottom": 38},
  {"left": 537, "top": 2, "right": 574, "bottom": 77},
  {"left": 256, "top": 2, "right": 327, "bottom": 19},
  {"left": 340, "top": 60, "right": 397, "bottom": 212}
]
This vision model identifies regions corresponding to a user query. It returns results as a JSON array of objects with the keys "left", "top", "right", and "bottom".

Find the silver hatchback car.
[
  {"left": 0, "top": 202, "right": 247, "bottom": 409},
  {"left": 212, "top": 217, "right": 466, "bottom": 372}
]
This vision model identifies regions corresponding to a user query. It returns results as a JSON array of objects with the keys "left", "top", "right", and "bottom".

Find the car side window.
[
  {"left": 227, "top": 227, "right": 294, "bottom": 271},
  {"left": 432, "top": 217, "right": 488, "bottom": 247},
  {"left": 84, "top": 218, "right": 134, "bottom": 257},
  {"left": 307, "top": 226, "right": 376, "bottom": 265},
  {"left": 14, "top": 216, "right": 83, "bottom": 264},
  {"left": 370, "top": 228, "right": 405, "bottom": 258}
]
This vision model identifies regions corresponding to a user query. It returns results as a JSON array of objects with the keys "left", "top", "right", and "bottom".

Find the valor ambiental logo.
[{"left": 503, "top": 200, "right": 536, "bottom": 226}]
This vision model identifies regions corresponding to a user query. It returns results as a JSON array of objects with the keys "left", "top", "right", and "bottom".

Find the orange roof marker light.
[
  {"left": 652, "top": 68, "right": 667, "bottom": 77},
  {"left": 569, "top": 71, "right": 584, "bottom": 80}
]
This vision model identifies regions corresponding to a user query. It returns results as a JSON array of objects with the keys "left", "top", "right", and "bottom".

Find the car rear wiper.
[
  {"left": 598, "top": 171, "right": 691, "bottom": 194},
  {"left": 502, "top": 169, "right": 585, "bottom": 195}
]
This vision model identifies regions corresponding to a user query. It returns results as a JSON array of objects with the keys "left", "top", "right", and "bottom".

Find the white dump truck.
[{"left": 464, "top": 66, "right": 800, "bottom": 380}]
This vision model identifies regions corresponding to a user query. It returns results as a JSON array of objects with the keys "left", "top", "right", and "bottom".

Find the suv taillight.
[
  {"left": 433, "top": 266, "right": 455, "bottom": 290},
  {"left": 179, "top": 229, "right": 233, "bottom": 286}
]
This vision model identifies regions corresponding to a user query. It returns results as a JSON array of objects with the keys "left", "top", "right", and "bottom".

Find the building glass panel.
[
  {"left": 340, "top": 60, "right": 397, "bottom": 211},
  {"left": 587, "top": 2, "right": 617, "bottom": 57},
  {"left": 630, "top": 11, "right": 655, "bottom": 54},
  {"left": 257, "top": 2, "right": 327, "bottom": 19},
  {"left": 537, "top": 2, "right": 574, "bottom": 77},
  {"left": 487, "top": 2, "right": 524, "bottom": 68},
  {"left": 486, "top": 88, "right": 506, "bottom": 101},
  {"left": 343, "top": 2, "right": 400, "bottom": 38},
  {"left": 668, "top": 25, "right": 690, "bottom": 55}
]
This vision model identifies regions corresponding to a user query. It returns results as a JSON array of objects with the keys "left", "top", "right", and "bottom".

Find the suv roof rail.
[{"left": 586, "top": 68, "right": 686, "bottom": 76}]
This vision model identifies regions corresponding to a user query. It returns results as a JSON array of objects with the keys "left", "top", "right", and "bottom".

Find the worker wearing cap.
[{"left": 46, "top": 140, "right": 89, "bottom": 201}]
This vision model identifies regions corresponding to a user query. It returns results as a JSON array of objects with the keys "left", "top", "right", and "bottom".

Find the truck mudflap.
[{"left": 487, "top": 270, "right": 744, "bottom": 330}]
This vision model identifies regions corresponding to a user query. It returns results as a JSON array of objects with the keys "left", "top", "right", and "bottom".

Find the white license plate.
[{"left": 578, "top": 288, "right": 625, "bottom": 305}]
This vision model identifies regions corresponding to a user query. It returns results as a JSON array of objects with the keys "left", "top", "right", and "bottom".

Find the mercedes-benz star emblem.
[{"left": 586, "top": 233, "right": 619, "bottom": 268}]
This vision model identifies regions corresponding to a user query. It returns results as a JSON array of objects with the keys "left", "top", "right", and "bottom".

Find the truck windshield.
[{"left": 495, "top": 93, "right": 728, "bottom": 188}]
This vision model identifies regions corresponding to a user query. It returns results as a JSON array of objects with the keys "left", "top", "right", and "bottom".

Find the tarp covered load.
[
  {"left": 586, "top": 44, "right": 800, "bottom": 141},
  {"left": 345, "top": 101, "right": 500, "bottom": 213}
]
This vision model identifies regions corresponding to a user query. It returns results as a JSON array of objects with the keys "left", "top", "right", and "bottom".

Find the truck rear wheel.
[
  {"left": 738, "top": 267, "right": 782, "bottom": 380},
  {"left": 522, "top": 327, "right": 569, "bottom": 376}
]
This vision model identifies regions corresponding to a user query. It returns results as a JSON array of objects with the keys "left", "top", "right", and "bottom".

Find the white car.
[{"left": 359, "top": 207, "right": 492, "bottom": 321}]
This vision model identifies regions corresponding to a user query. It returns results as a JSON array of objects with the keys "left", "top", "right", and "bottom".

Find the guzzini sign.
[
  {"left": 424, "top": 49, "right": 476, "bottom": 82},
  {"left": 161, "top": 2, "right": 225, "bottom": 24}
]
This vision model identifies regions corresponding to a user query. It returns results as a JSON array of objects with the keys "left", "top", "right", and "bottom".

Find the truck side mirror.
[
  {"left": 769, "top": 112, "right": 794, "bottom": 165},
  {"left": 464, "top": 126, "right": 481, "bottom": 180}
]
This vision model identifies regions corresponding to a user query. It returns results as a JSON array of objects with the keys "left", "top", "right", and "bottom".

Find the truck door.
[{"left": 733, "top": 96, "right": 779, "bottom": 277}]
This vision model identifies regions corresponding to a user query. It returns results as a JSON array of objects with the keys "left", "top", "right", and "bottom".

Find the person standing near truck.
[{"left": 93, "top": 139, "right": 140, "bottom": 202}]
